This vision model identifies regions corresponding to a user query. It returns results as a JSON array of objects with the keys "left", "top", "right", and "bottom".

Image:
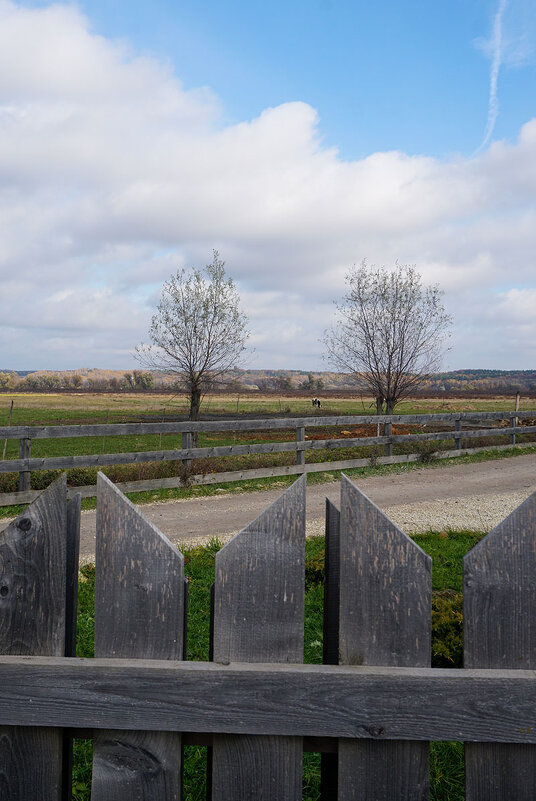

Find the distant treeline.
[{"left": 0, "top": 367, "right": 535, "bottom": 395}]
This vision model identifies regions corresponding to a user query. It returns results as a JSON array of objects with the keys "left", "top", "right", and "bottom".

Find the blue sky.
[
  {"left": 1, "top": 0, "right": 536, "bottom": 370},
  {"left": 29, "top": 0, "right": 534, "bottom": 159}
]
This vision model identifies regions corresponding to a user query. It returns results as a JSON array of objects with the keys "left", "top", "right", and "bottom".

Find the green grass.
[{"left": 70, "top": 532, "right": 479, "bottom": 800}]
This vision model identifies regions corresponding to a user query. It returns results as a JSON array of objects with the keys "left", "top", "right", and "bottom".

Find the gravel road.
[{"left": 3, "top": 454, "right": 533, "bottom": 561}]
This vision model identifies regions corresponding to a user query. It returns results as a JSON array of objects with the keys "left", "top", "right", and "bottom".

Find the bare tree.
[
  {"left": 136, "top": 252, "right": 249, "bottom": 420},
  {"left": 324, "top": 261, "right": 451, "bottom": 413}
]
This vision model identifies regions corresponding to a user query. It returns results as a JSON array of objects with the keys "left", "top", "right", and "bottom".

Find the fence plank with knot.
[
  {"left": 91, "top": 473, "right": 185, "bottom": 801},
  {"left": 0, "top": 474, "right": 76, "bottom": 801}
]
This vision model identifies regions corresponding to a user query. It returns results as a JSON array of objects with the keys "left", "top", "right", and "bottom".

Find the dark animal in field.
[{"left": 312, "top": 397, "right": 322, "bottom": 408}]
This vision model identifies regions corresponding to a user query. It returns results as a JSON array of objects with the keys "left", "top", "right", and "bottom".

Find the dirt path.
[{"left": 1, "top": 453, "right": 524, "bottom": 561}]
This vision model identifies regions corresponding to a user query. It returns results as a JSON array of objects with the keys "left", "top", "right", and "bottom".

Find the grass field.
[
  {"left": 71, "top": 531, "right": 476, "bottom": 800},
  {"left": 1, "top": 390, "right": 534, "bottom": 425}
]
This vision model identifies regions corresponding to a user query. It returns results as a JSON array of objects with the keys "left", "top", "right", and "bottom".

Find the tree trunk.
[
  {"left": 189, "top": 387, "right": 201, "bottom": 421},
  {"left": 189, "top": 385, "right": 202, "bottom": 447},
  {"left": 375, "top": 397, "right": 384, "bottom": 415},
  {"left": 385, "top": 398, "right": 396, "bottom": 414}
]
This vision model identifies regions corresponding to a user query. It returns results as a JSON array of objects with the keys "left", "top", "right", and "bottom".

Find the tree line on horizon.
[{"left": 1, "top": 366, "right": 536, "bottom": 396}]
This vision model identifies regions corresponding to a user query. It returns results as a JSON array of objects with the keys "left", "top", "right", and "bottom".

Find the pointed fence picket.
[
  {"left": 92, "top": 473, "right": 185, "bottom": 801},
  {"left": 0, "top": 471, "right": 535, "bottom": 800},
  {"left": 338, "top": 476, "right": 432, "bottom": 801},
  {"left": 212, "top": 475, "right": 306, "bottom": 800},
  {"left": 464, "top": 492, "right": 536, "bottom": 800}
]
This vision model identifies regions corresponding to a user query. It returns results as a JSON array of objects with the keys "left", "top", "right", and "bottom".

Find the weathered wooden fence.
[
  {"left": 0, "top": 472, "right": 535, "bottom": 799},
  {"left": 1, "top": 410, "right": 535, "bottom": 506}
]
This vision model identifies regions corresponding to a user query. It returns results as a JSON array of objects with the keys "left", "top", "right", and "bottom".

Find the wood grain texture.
[
  {"left": 338, "top": 475, "right": 432, "bottom": 801},
  {"left": 0, "top": 475, "right": 67, "bottom": 801},
  {"left": 212, "top": 735, "right": 302, "bottom": 799},
  {"left": 17, "top": 438, "right": 31, "bottom": 492},
  {"left": 2, "top": 658, "right": 536, "bottom": 741},
  {"left": 92, "top": 473, "right": 184, "bottom": 801},
  {"left": 464, "top": 490, "right": 536, "bottom": 801},
  {"left": 212, "top": 475, "right": 306, "bottom": 801}
]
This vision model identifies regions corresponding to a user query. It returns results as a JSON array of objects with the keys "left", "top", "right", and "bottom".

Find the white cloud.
[{"left": 0, "top": 1, "right": 535, "bottom": 370}]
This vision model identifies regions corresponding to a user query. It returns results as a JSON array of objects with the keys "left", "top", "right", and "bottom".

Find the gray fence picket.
[
  {"left": 91, "top": 473, "right": 184, "bottom": 801},
  {"left": 212, "top": 475, "right": 306, "bottom": 801},
  {"left": 62, "top": 493, "right": 81, "bottom": 801},
  {"left": 464, "top": 490, "right": 536, "bottom": 800},
  {"left": 0, "top": 475, "right": 68, "bottom": 801},
  {"left": 338, "top": 475, "right": 432, "bottom": 801},
  {"left": 321, "top": 499, "right": 341, "bottom": 801},
  {"left": 323, "top": 499, "right": 340, "bottom": 668}
]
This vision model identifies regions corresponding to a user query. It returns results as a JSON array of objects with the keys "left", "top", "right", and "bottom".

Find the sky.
[{"left": 0, "top": 0, "right": 535, "bottom": 372}]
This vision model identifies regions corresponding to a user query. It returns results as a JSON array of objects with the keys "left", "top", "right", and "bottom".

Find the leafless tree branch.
[
  {"left": 136, "top": 251, "right": 249, "bottom": 420},
  {"left": 323, "top": 261, "right": 452, "bottom": 413}
]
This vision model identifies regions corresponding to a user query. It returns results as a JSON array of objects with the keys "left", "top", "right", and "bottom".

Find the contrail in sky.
[{"left": 477, "top": 0, "right": 508, "bottom": 152}]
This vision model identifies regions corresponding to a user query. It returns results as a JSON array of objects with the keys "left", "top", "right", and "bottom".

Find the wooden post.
[
  {"left": 2, "top": 399, "right": 13, "bottom": 460},
  {"left": 509, "top": 415, "right": 516, "bottom": 446},
  {"left": 0, "top": 475, "right": 68, "bottom": 800},
  {"left": 296, "top": 425, "right": 305, "bottom": 466},
  {"left": 101, "top": 410, "right": 109, "bottom": 453},
  {"left": 18, "top": 437, "right": 31, "bottom": 492},
  {"left": 455, "top": 418, "right": 462, "bottom": 451},
  {"left": 464, "top": 490, "right": 536, "bottom": 800},
  {"left": 384, "top": 421, "right": 392, "bottom": 457},
  {"left": 338, "top": 475, "right": 431, "bottom": 801},
  {"left": 158, "top": 407, "right": 166, "bottom": 450},
  {"left": 182, "top": 431, "right": 192, "bottom": 474},
  {"left": 92, "top": 473, "right": 184, "bottom": 801},
  {"left": 212, "top": 476, "right": 306, "bottom": 800}
]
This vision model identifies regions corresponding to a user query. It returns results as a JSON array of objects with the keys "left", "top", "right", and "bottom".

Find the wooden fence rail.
[
  {"left": 0, "top": 472, "right": 535, "bottom": 799},
  {"left": 0, "top": 411, "right": 535, "bottom": 507}
]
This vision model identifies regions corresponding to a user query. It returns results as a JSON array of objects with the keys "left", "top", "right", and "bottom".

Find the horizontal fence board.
[
  {"left": 2, "top": 426, "right": 536, "bottom": 475},
  {"left": 0, "top": 442, "right": 533, "bottom": 507},
  {"left": 2, "top": 658, "right": 536, "bottom": 742},
  {"left": 0, "top": 410, "right": 534, "bottom": 441}
]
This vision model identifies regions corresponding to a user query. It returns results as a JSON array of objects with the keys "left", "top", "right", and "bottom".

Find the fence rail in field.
[
  {"left": 1, "top": 472, "right": 535, "bottom": 799},
  {"left": 0, "top": 409, "right": 535, "bottom": 506}
]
